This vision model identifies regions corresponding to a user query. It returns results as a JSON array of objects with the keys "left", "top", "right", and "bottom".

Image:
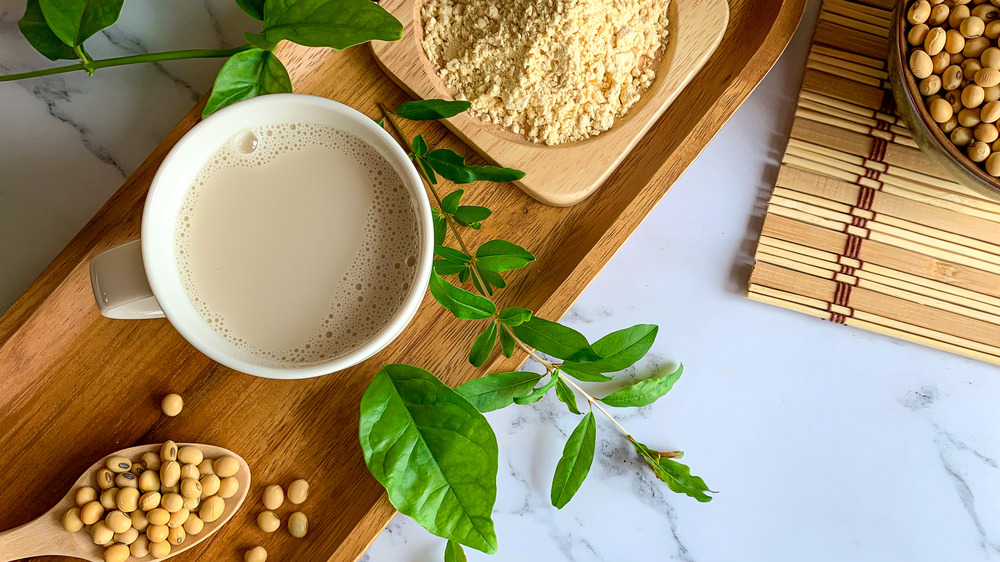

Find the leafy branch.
[
  {"left": 5, "top": 0, "right": 403, "bottom": 116},
  {"left": 360, "top": 100, "right": 715, "bottom": 560}
]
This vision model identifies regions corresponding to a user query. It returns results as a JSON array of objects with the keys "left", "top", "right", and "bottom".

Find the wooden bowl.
[{"left": 888, "top": 2, "right": 1000, "bottom": 200}]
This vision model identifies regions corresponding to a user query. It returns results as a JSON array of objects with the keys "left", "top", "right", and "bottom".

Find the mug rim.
[{"left": 141, "top": 94, "right": 433, "bottom": 379}]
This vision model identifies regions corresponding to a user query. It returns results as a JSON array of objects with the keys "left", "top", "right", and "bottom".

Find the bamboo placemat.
[{"left": 747, "top": 0, "right": 1000, "bottom": 366}]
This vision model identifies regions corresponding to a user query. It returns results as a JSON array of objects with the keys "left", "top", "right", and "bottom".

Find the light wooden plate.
[{"left": 372, "top": 0, "right": 729, "bottom": 206}]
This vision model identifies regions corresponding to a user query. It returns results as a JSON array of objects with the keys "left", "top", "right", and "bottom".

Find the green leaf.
[
  {"left": 375, "top": 117, "right": 385, "bottom": 128},
  {"left": 470, "top": 272, "right": 493, "bottom": 298},
  {"left": 468, "top": 322, "right": 498, "bottom": 367},
  {"left": 475, "top": 240, "right": 535, "bottom": 273},
  {"left": 246, "top": 0, "right": 402, "bottom": 51},
  {"left": 511, "top": 317, "right": 600, "bottom": 363},
  {"left": 477, "top": 269, "right": 505, "bottom": 292},
  {"left": 426, "top": 149, "right": 526, "bottom": 184},
  {"left": 444, "top": 540, "right": 467, "bottom": 562},
  {"left": 18, "top": 0, "right": 77, "bottom": 60},
  {"left": 498, "top": 326, "right": 516, "bottom": 358},
  {"left": 235, "top": 0, "right": 265, "bottom": 20},
  {"left": 441, "top": 190, "right": 462, "bottom": 215},
  {"left": 202, "top": 48, "right": 292, "bottom": 117},
  {"left": 452, "top": 206, "right": 491, "bottom": 228},
  {"left": 559, "top": 367, "right": 612, "bottom": 383},
  {"left": 428, "top": 271, "right": 495, "bottom": 320},
  {"left": 550, "top": 411, "right": 596, "bottom": 509},
  {"left": 39, "top": 0, "right": 123, "bottom": 47},
  {"left": 600, "top": 364, "right": 683, "bottom": 408},
  {"left": 456, "top": 371, "right": 541, "bottom": 412},
  {"left": 419, "top": 157, "right": 438, "bottom": 184},
  {"left": 498, "top": 307, "right": 532, "bottom": 327},
  {"left": 396, "top": 99, "right": 472, "bottom": 120},
  {"left": 412, "top": 134, "right": 428, "bottom": 156},
  {"left": 433, "top": 260, "right": 467, "bottom": 276},
  {"left": 435, "top": 245, "right": 470, "bottom": 264},
  {"left": 458, "top": 268, "right": 471, "bottom": 283},
  {"left": 633, "top": 440, "right": 715, "bottom": 503},
  {"left": 360, "top": 364, "right": 499, "bottom": 552},
  {"left": 512, "top": 373, "right": 559, "bottom": 405},
  {"left": 565, "top": 325, "right": 658, "bottom": 374},
  {"left": 554, "top": 378, "right": 582, "bottom": 415},
  {"left": 433, "top": 214, "right": 447, "bottom": 247}
]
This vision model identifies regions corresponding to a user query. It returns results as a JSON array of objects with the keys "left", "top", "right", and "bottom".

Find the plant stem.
[
  {"left": 378, "top": 101, "right": 635, "bottom": 439},
  {"left": 0, "top": 45, "right": 251, "bottom": 82}
]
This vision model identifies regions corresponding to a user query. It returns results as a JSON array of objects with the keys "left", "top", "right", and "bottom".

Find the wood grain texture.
[
  {"left": 0, "top": 0, "right": 805, "bottom": 560},
  {"left": 371, "top": 0, "right": 729, "bottom": 206}
]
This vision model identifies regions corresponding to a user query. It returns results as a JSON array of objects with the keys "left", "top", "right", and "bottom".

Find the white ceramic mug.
[{"left": 90, "top": 94, "right": 433, "bottom": 379}]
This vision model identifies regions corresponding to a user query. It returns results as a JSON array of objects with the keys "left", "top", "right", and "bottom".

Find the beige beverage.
[{"left": 174, "top": 123, "right": 420, "bottom": 364}]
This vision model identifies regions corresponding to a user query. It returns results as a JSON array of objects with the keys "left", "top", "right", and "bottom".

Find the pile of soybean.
[
  {"left": 906, "top": 0, "right": 1000, "bottom": 174},
  {"left": 61, "top": 441, "right": 241, "bottom": 562}
]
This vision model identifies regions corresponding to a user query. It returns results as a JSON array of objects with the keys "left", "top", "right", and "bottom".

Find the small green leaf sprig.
[
  {"left": 360, "top": 100, "right": 716, "bottom": 560},
  {"left": 4, "top": 0, "right": 402, "bottom": 117}
]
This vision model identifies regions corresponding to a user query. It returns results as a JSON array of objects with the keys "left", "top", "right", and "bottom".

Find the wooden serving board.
[
  {"left": 0, "top": 0, "right": 804, "bottom": 560},
  {"left": 372, "top": 0, "right": 729, "bottom": 206}
]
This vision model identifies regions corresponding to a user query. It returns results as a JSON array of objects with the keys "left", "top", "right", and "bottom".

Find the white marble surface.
[{"left": 3, "top": 1, "right": 1000, "bottom": 561}]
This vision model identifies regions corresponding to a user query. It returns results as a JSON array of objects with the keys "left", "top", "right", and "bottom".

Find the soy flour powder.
[{"left": 420, "top": 0, "right": 670, "bottom": 145}]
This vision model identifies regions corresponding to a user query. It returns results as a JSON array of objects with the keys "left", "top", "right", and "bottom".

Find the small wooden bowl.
[{"left": 888, "top": 2, "right": 1000, "bottom": 200}]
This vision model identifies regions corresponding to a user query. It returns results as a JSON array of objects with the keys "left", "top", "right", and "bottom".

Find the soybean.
[
  {"left": 198, "top": 459, "right": 215, "bottom": 475},
  {"left": 288, "top": 479, "right": 309, "bottom": 504},
  {"left": 200, "top": 496, "right": 226, "bottom": 523},
  {"left": 963, "top": 15, "right": 987, "bottom": 37},
  {"left": 160, "top": 441, "right": 178, "bottom": 463},
  {"left": 257, "top": 511, "right": 280, "bottom": 533},
  {"left": 262, "top": 485, "right": 284, "bottom": 510},
  {"left": 147, "top": 508, "right": 170, "bottom": 526},
  {"left": 100, "top": 488, "right": 119, "bottom": 510},
  {"left": 161, "top": 492, "right": 184, "bottom": 513},
  {"left": 146, "top": 524, "right": 169, "bottom": 543},
  {"left": 200, "top": 474, "right": 221, "bottom": 498},
  {"left": 106, "top": 510, "right": 132, "bottom": 533},
  {"left": 139, "top": 469, "right": 160, "bottom": 492},
  {"left": 977, "top": 121, "right": 1000, "bottom": 141},
  {"left": 910, "top": 0, "right": 931, "bottom": 23},
  {"left": 177, "top": 446, "right": 204, "bottom": 466},
  {"left": 75, "top": 486, "right": 97, "bottom": 507},
  {"left": 168, "top": 525, "right": 186, "bottom": 546},
  {"left": 62, "top": 507, "right": 84, "bottom": 532},
  {"left": 183, "top": 495, "right": 201, "bottom": 511},
  {"left": 964, "top": 83, "right": 986, "bottom": 106},
  {"left": 131, "top": 509, "right": 150, "bottom": 532},
  {"left": 96, "top": 468, "right": 116, "bottom": 490},
  {"left": 218, "top": 477, "right": 239, "bottom": 499},
  {"left": 103, "top": 543, "right": 130, "bottom": 562},
  {"left": 288, "top": 511, "right": 308, "bottom": 538},
  {"left": 180, "top": 463, "right": 200, "bottom": 481},
  {"left": 911, "top": 49, "right": 935, "bottom": 78},
  {"left": 910, "top": 23, "right": 931, "bottom": 45},
  {"left": 161, "top": 461, "right": 181, "bottom": 488},
  {"left": 115, "top": 472, "right": 138, "bottom": 489},
  {"left": 926, "top": 26, "right": 947, "bottom": 54},
  {"left": 245, "top": 546, "right": 268, "bottom": 562},
  {"left": 149, "top": 540, "right": 171, "bottom": 559},
  {"left": 81, "top": 501, "right": 105, "bottom": 525},
  {"left": 167, "top": 508, "right": 190, "bottom": 529},
  {"left": 141, "top": 452, "right": 162, "bottom": 471},
  {"left": 116, "top": 487, "right": 140, "bottom": 512},
  {"left": 183, "top": 514, "right": 205, "bottom": 535},
  {"left": 131, "top": 535, "right": 150, "bottom": 558},
  {"left": 959, "top": 106, "right": 982, "bottom": 126},
  {"left": 161, "top": 393, "right": 183, "bottom": 417},
  {"left": 213, "top": 456, "right": 239, "bottom": 478},
  {"left": 91, "top": 521, "right": 114, "bottom": 545},
  {"left": 106, "top": 456, "right": 132, "bottom": 474},
  {"left": 950, "top": 5, "right": 971, "bottom": 28},
  {"left": 114, "top": 527, "right": 139, "bottom": 545},
  {"left": 921, "top": 74, "right": 943, "bottom": 95}
]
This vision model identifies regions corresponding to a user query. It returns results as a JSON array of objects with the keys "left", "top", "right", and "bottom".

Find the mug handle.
[{"left": 89, "top": 240, "right": 165, "bottom": 319}]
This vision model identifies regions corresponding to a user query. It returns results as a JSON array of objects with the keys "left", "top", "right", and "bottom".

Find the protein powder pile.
[{"left": 420, "top": 0, "right": 671, "bottom": 145}]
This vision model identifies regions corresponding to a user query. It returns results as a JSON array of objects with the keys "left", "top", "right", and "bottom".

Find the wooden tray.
[
  {"left": 0, "top": 0, "right": 804, "bottom": 560},
  {"left": 372, "top": 0, "right": 729, "bottom": 206}
]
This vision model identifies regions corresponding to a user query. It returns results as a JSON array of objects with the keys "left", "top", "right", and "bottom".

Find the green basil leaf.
[
  {"left": 600, "top": 364, "right": 683, "bottom": 408},
  {"left": 633, "top": 440, "right": 715, "bottom": 503},
  {"left": 468, "top": 322, "right": 497, "bottom": 367},
  {"left": 360, "top": 364, "right": 500, "bottom": 552},
  {"left": 433, "top": 260, "right": 467, "bottom": 276},
  {"left": 428, "top": 270, "right": 495, "bottom": 320},
  {"left": 39, "top": 0, "right": 123, "bottom": 47},
  {"left": 550, "top": 411, "right": 596, "bottom": 509},
  {"left": 433, "top": 214, "right": 447, "bottom": 246},
  {"left": 396, "top": 99, "right": 471, "bottom": 120},
  {"left": 419, "top": 157, "right": 438, "bottom": 184},
  {"left": 512, "top": 373, "right": 559, "bottom": 405},
  {"left": 498, "top": 326, "right": 516, "bottom": 358},
  {"left": 202, "top": 48, "right": 292, "bottom": 117},
  {"left": 477, "top": 269, "right": 506, "bottom": 291},
  {"left": 441, "top": 190, "right": 463, "bottom": 215},
  {"left": 554, "top": 378, "right": 582, "bottom": 415},
  {"left": 235, "top": 0, "right": 265, "bottom": 20},
  {"left": 435, "top": 245, "right": 470, "bottom": 264},
  {"left": 452, "top": 206, "right": 491, "bottom": 228},
  {"left": 425, "top": 149, "right": 526, "bottom": 184},
  {"left": 18, "top": 0, "right": 77, "bottom": 60},
  {"left": 455, "top": 371, "right": 541, "bottom": 412},
  {"left": 412, "top": 134, "right": 428, "bottom": 156},
  {"left": 444, "top": 540, "right": 467, "bottom": 562},
  {"left": 511, "top": 317, "right": 600, "bottom": 363},
  {"left": 576, "top": 324, "right": 658, "bottom": 373},
  {"left": 246, "top": 0, "right": 402, "bottom": 51},
  {"left": 498, "top": 307, "right": 532, "bottom": 327},
  {"left": 559, "top": 367, "right": 612, "bottom": 383},
  {"left": 475, "top": 240, "right": 535, "bottom": 273}
]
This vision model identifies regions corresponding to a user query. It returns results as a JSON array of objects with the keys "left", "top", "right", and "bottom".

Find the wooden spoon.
[{"left": 0, "top": 443, "right": 250, "bottom": 561}]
